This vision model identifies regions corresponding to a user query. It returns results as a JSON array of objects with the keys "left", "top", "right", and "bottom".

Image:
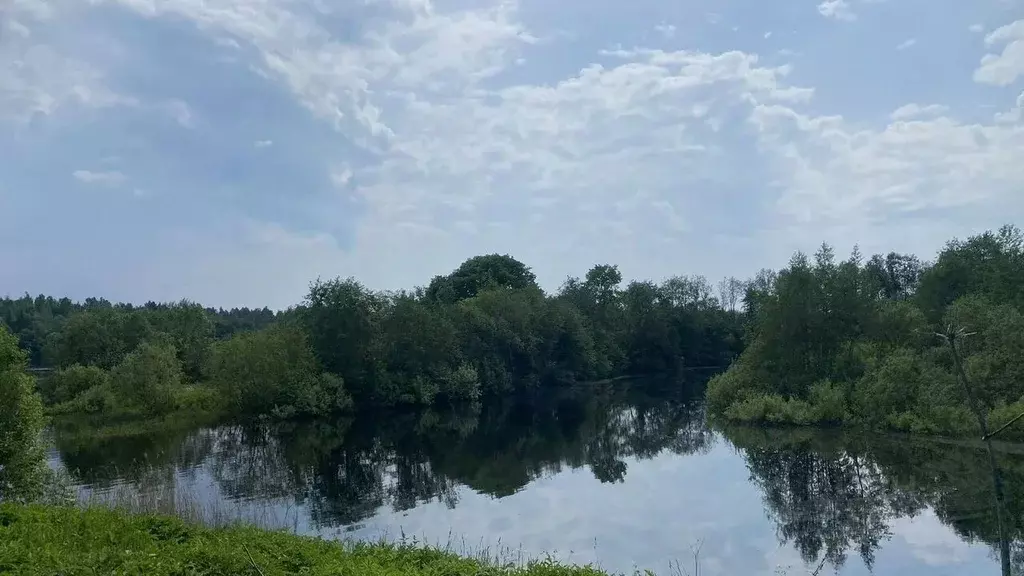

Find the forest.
[
  {"left": 0, "top": 256, "right": 743, "bottom": 422},
  {"left": 706, "top": 224, "right": 1024, "bottom": 438}
]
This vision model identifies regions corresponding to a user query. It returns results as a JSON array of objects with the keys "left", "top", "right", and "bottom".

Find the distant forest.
[{"left": 1, "top": 256, "right": 745, "bottom": 419}]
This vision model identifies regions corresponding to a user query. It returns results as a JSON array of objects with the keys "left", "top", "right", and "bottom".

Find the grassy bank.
[{"left": 0, "top": 504, "right": 610, "bottom": 576}]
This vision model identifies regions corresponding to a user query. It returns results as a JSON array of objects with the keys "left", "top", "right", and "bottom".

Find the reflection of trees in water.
[
  {"left": 281, "top": 384, "right": 714, "bottom": 527},
  {"left": 57, "top": 381, "right": 714, "bottom": 529},
  {"left": 720, "top": 426, "right": 1024, "bottom": 574},
  {"left": 733, "top": 432, "right": 921, "bottom": 570},
  {"left": 55, "top": 388, "right": 1024, "bottom": 575},
  {"left": 51, "top": 417, "right": 216, "bottom": 487}
]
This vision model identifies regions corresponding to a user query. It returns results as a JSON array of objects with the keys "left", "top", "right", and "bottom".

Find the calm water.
[{"left": 48, "top": 381, "right": 1024, "bottom": 576}]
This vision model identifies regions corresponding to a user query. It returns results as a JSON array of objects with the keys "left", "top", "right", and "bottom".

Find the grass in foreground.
[{"left": 0, "top": 504, "right": 611, "bottom": 576}]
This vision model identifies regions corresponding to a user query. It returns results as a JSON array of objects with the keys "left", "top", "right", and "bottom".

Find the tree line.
[
  {"left": 707, "top": 224, "right": 1024, "bottom": 437},
  {"left": 6, "top": 223, "right": 1020, "bottom": 435},
  {"left": 1, "top": 255, "right": 744, "bottom": 420}
]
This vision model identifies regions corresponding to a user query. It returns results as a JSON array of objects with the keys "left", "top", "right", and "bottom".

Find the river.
[{"left": 47, "top": 380, "right": 1023, "bottom": 576}]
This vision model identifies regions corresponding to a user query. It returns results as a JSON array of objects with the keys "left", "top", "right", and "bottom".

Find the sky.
[{"left": 2, "top": 0, "right": 1024, "bottom": 309}]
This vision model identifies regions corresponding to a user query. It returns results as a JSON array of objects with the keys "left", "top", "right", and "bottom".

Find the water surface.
[{"left": 49, "top": 382, "right": 1024, "bottom": 576}]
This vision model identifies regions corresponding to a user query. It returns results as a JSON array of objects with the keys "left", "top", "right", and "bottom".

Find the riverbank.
[{"left": 0, "top": 504, "right": 610, "bottom": 576}]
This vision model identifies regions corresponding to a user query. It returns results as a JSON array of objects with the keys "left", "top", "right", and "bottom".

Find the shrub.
[
  {"left": 172, "top": 385, "right": 223, "bottom": 414},
  {"left": 987, "top": 400, "right": 1024, "bottom": 440},
  {"left": 706, "top": 351, "right": 762, "bottom": 415},
  {"left": 724, "top": 393, "right": 813, "bottom": 426},
  {"left": 48, "top": 384, "right": 117, "bottom": 416},
  {"left": 40, "top": 365, "right": 110, "bottom": 405},
  {"left": 807, "top": 380, "right": 848, "bottom": 424},
  {"left": 109, "top": 342, "right": 182, "bottom": 416},
  {"left": 206, "top": 325, "right": 351, "bottom": 418},
  {"left": 850, "top": 349, "right": 923, "bottom": 426}
]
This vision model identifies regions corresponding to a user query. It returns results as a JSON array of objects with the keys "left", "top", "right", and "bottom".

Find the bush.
[
  {"left": 850, "top": 349, "right": 923, "bottom": 426},
  {"left": 171, "top": 385, "right": 223, "bottom": 414},
  {"left": 40, "top": 365, "right": 110, "bottom": 405},
  {"left": 0, "top": 327, "right": 49, "bottom": 502},
  {"left": 706, "top": 347, "right": 763, "bottom": 415},
  {"left": 206, "top": 325, "right": 351, "bottom": 418},
  {"left": 724, "top": 393, "right": 813, "bottom": 426},
  {"left": 110, "top": 342, "right": 182, "bottom": 416},
  {"left": 807, "top": 380, "right": 848, "bottom": 424},
  {"left": 48, "top": 384, "right": 117, "bottom": 416},
  {"left": 987, "top": 400, "right": 1024, "bottom": 440}
]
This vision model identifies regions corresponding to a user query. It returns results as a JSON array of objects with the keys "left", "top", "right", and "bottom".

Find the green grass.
[{"left": 0, "top": 504, "right": 613, "bottom": 576}]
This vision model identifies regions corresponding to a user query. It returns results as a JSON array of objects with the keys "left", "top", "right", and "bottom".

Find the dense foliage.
[
  {"left": 707, "top": 225, "right": 1024, "bottom": 437},
  {"left": 0, "top": 296, "right": 279, "bottom": 369},
  {"left": 206, "top": 325, "right": 352, "bottom": 418},
  {"left": 3, "top": 254, "right": 744, "bottom": 420},
  {"left": 0, "top": 328, "right": 49, "bottom": 503}
]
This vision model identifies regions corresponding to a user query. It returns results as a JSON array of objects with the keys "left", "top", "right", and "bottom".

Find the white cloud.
[
  {"left": 4, "top": 0, "right": 1024, "bottom": 306},
  {"left": 817, "top": 0, "right": 856, "bottom": 22},
  {"left": 331, "top": 166, "right": 353, "bottom": 187},
  {"left": 0, "top": 0, "right": 135, "bottom": 124},
  {"left": 95, "top": 0, "right": 535, "bottom": 145},
  {"left": 896, "top": 38, "right": 917, "bottom": 50},
  {"left": 889, "top": 103, "right": 949, "bottom": 120},
  {"left": 749, "top": 101, "right": 1024, "bottom": 256},
  {"left": 72, "top": 169, "right": 127, "bottom": 186},
  {"left": 891, "top": 510, "right": 973, "bottom": 566},
  {"left": 79, "top": 0, "right": 814, "bottom": 289},
  {"left": 969, "top": 23, "right": 985, "bottom": 33},
  {"left": 654, "top": 24, "right": 676, "bottom": 39},
  {"left": 974, "top": 19, "right": 1024, "bottom": 86}
]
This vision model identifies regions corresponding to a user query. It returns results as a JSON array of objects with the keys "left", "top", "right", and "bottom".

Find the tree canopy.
[
  {"left": 707, "top": 224, "right": 1024, "bottom": 438},
  {"left": 3, "top": 255, "right": 743, "bottom": 420}
]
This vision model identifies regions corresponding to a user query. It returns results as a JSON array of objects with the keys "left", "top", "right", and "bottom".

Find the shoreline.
[{"left": 0, "top": 503, "right": 614, "bottom": 576}]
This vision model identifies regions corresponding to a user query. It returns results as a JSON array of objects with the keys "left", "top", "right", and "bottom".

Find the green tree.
[
  {"left": 144, "top": 300, "right": 214, "bottom": 382},
  {"left": 864, "top": 252, "right": 923, "bottom": 301},
  {"left": 708, "top": 224, "right": 1024, "bottom": 437},
  {"left": 109, "top": 342, "right": 182, "bottom": 415},
  {"left": 426, "top": 254, "right": 538, "bottom": 304},
  {"left": 377, "top": 295, "right": 470, "bottom": 404},
  {"left": 304, "top": 278, "right": 386, "bottom": 404},
  {"left": 917, "top": 225, "right": 1024, "bottom": 320},
  {"left": 0, "top": 326, "right": 48, "bottom": 502},
  {"left": 206, "top": 325, "right": 351, "bottom": 418}
]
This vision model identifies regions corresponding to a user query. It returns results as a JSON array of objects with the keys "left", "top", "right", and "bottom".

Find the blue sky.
[{"left": 3, "top": 0, "right": 1023, "bottom": 308}]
